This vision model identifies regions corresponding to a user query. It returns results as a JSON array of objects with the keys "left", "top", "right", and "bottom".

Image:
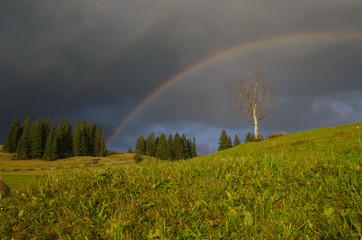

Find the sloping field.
[{"left": 0, "top": 123, "right": 361, "bottom": 239}]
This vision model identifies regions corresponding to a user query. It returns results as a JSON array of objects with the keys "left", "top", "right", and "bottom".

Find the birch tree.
[{"left": 233, "top": 67, "right": 277, "bottom": 139}]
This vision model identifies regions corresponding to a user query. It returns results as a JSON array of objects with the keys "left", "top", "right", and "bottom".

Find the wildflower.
[
  {"left": 130, "top": 200, "right": 138, "bottom": 206},
  {"left": 357, "top": 126, "right": 359, "bottom": 129},
  {"left": 279, "top": 202, "right": 284, "bottom": 208}
]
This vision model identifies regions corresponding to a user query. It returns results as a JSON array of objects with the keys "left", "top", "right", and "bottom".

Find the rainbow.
[{"left": 106, "top": 31, "right": 362, "bottom": 145}]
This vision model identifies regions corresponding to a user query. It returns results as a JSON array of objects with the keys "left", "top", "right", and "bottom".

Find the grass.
[
  {"left": 0, "top": 123, "right": 361, "bottom": 239},
  {"left": 0, "top": 150, "right": 147, "bottom": 190}
]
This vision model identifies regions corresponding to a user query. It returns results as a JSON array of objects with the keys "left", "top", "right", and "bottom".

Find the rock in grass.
[{"left": 0, "top": 181, "right": 10, "bottom": 199}]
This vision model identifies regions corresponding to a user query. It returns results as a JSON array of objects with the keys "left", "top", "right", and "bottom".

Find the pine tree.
[
  {"left": 86, "top": 122, "right": 95, "bottom": 155},
  {"left": 167, "top": 133, "right": 174, "bottom": 160},
  {"left": 29, "top": 119, "right": 45, "bottom": 159},
  {"left": 191, "top": 137, "right": 197, "bottom": 158},
  {"left": 93, "top": 124, "right": 106, "bottom": 157},
  {"left": 218, "top": 129, "right": 232, "bottom": 151},
  {"left": 43, "top": 123, "right": 59, "bottom": 161},
  {"left": 245, "top": 132, "right": 255, "bottom": 143},
  {"left": 128, "top": 147, "right": 134, "bottom": 153},
  {"left": 41, "top": 118, "right": 50, "bottom": 153},
  {"left": 234, "top": 134, "right": 241, "bottom": 146},
  {"left": 63, "top": 120, "right": 73, "bottom": 156},
  {"left": 3, "top": 116, "right": 21, "bottom": 153},
  {"left": 16, "top": 116, "right": 31, "bottom": 159},
  {"left": 146, "top": 132, "right": 156, "bottom": 157},
  {"left": 156, "top": 133, "right": 168, "bottom": 160},
  {"left": 173, "top": 133, "right": 184, "bottom": 160},
  {"left": 73, "top": 121, "right": 81, "bottom": 156},
  {"left": 135, "top": 135, "right": 146, "bottom": 155}
]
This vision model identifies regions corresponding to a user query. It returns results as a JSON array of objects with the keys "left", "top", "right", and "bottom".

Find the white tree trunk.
[{"left": 253, "top": 108, "right": 258, "bottom": 139}]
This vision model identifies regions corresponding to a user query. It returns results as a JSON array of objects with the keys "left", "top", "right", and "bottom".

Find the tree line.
[
  {"left": 218, "top": 129, "right": 266, "bottom": 151},
  {"left": 3, "top": 116, "right": 106, "bottom": 161},
  {"left": 133, "top": 132, "right": 197, "bottom": 160}
]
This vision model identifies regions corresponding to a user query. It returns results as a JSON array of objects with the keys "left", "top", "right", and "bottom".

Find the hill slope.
[{"left": 0, "top": 123, "right": 361, "bottom": 239}]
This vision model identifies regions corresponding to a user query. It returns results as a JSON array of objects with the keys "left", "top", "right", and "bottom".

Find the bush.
[
  {"left": 133, "top": 153, "right": 143, "bottom": 164},
  {"left": 268, "top": 132, "right": 287, "bottom": 139},
  {"left": 86, "top": 158, "right": 100, "bottom": 166}
]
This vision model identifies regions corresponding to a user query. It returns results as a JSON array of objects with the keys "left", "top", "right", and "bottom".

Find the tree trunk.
[{"left": 253, "top": 108, "right": 258, "bottom": 139}]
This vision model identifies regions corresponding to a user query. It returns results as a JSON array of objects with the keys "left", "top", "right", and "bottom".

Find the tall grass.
[{"left": 0, "top": 123, "right": 361, "bottom": 239}]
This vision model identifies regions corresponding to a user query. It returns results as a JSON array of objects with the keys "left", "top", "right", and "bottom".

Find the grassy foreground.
[{"left": 0, "top": 123, "right": 361, "bottom": 239}]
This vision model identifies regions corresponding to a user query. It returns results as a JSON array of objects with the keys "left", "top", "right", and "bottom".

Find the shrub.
[
  {"left": 268, "top": 132, "right": 287, "bottom": 139},
  {"left": 133, "top": 153, "right": 143, "bottom": 163}
]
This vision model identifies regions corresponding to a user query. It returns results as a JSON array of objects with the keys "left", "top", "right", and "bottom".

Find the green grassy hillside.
[{"left": 0, "top": 123, "right": 361, "bottom": 239}]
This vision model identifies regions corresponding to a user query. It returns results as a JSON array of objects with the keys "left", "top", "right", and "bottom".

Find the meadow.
[{"left": 0, "top": 123, "right": 361, "bottom": 239}]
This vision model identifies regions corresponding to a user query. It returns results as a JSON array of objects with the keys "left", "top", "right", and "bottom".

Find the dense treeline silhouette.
[
  {"left": 135, "top": 132, "right": 197, "bottom": 160},
  {"left": 3, "top": 116, "right": 106, "bottom": 160}
]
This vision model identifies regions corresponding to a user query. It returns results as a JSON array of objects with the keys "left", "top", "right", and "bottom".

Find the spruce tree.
[
  {"left": 41, "top": 118, "right": 50, "bottom": 153},
  {"left": 156, "top": 133, "right": 168, "bottom": 160},
  {"left": 3, "top": 116, "right": 20, "bottom": 153},
  {"left": 93, "top": 124, "right": 106, "bottom": 157},
  {"left": 16, "top": 116, "right": 31, "bottom": 159},
  {"left": 29, "top": 119, "right": 45, "bottom": 159},
  {"left": 86, "top": 122, "right": 95, "bottom": 155},
  {"left": 73, "top": 121, "right": 81, "bottom": 156},
  {"left": 43, "top": 123, "right": 59, "bottom": 161},
  {"left": 135, "top": 135, "right": 146, "bottom": 155},
  {"left": 245, "top": 132, "right": 255, "bottom": 143},
  {"left": 191, "top": 137, "right": 197, "bottom": 158},
  {"left": 173, "top": 133, "right": 183, "bottom": 160},
  {"left": 167, "top": 133, "right": 174, "bottom": 160},
  {"left": 146, "top": 132, "right": 156, "bottom": 157},
  {"left": 234, "top": 134, "right": 241, "bottom": 146},
  {"left": 63, "top": 120, "right": 73, "bottom": 156},
  {"left": 218, "top": 129, "right": 232, "bottom": 151},
  {"left": 128, "top": 147, "right": 134, "bottom": 153}
]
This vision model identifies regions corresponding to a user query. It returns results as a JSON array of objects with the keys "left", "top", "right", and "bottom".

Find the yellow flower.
[{"left": 357, "top": 126, "right": 359, "bottom": 129}]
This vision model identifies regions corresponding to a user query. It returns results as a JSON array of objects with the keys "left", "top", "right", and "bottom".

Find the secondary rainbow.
[{"left": 106, "top": 31, "right": 362, "bottom": 145}]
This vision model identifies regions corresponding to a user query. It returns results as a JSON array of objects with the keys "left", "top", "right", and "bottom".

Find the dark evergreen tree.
[
  {"left": 86, "top": 122, "right": 95, "bottom": 155},
  {"left": 173, "top": 133, "right": 183, "bottom": 160},
  {"left": 16, "top": 116, "right": 31, "bottom": 159},
  {"left": 145, "top": 132, "right": 156, "bottom": 157},
  {"left": 245, "top": 132, "right": 255, "bottom": 143},
  {"left": 234, "top": 134, "right": 241, "bottom": 146},
  {"left": 167, "top": 133, "right": 174, "bottom": 160},
  {"left": 228, "top": 136, "right": 233, "bottom": 148},
  {"left": 43, "top": 123, "right": 59, "bottom": 161},
  {"left": 3, "top": 116, "right": 21, "bottom": 153},
  {"left": 135, "top": 135, "right": 146, "bottom": 155},
  {"left": 156, "top": 133, "right": 168, "bottom": 160},
  {"left": 218, "top": 129, "right": 232, "bottom": 151},
  {"left": 41, "top": 118, "right": 51, "bottom": 152},
  {"left": 56, "top": 120, "right": 65, "bottom": 158},
  {"left": 181, "top": 134, "right": 189, "bottom": 159},
  {"left": 93, "top": 124, "right": 106, "bottom": 157},
  {"left": 191, "top": 137, "right": 197, "bottom": 158},
  {"left": 128, "top": 147, "right": 134, "bottom": 153},
  {"left": 63, "top": 120, "right": 73, "bottom": 156},
  {"left": 29, "top": 119, "right": 45, "bottom": 158},
  {"left": 73, "top": 121, "right": 81, "bottom": 156}
]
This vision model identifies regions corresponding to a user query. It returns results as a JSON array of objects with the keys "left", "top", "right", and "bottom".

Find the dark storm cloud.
[{"left": 1, "top": 0, "right": 362, "bottom": 154}]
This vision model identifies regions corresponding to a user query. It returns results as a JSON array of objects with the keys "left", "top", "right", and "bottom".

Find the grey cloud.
[{"left": 1, "top": 0, "right": 361, "bottom": 154}]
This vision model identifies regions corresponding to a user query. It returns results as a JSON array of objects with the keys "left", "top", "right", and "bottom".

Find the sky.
[{"left": 1, "top": 0, "right": 362, "bottom": 154}]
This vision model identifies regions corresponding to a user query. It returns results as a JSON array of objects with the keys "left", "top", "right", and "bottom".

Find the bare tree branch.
[{"left": 233, "top": 66, "right": 277, "bottom": 138}]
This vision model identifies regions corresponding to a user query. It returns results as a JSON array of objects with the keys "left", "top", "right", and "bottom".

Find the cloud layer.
[{"left": 1, "top": 0, "right": 362, "bottom": 153}]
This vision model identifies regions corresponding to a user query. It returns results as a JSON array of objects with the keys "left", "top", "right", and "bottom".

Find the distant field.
[
  {"left": 0, "top": 149, "right": 143, "bottom": 190},
  {"left": 0, "top": 123, "right": 361, "bottom": 239}
]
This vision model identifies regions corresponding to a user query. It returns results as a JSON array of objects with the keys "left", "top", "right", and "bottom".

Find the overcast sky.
[{"left": 1, "top": 0, "right": 362, "bottom": 154}]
